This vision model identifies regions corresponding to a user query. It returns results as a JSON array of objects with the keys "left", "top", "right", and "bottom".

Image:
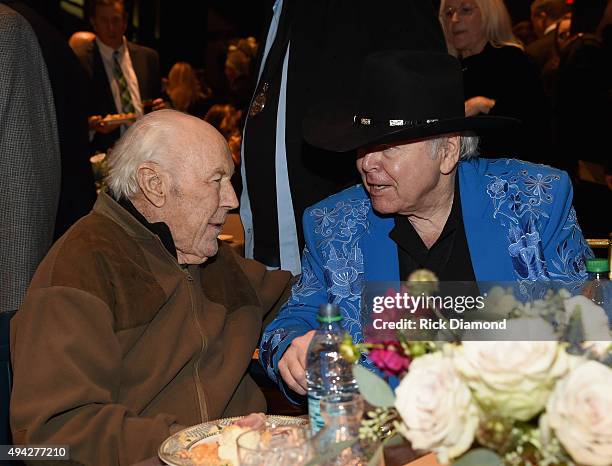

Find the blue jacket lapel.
[
  {"left": 363, "top": 209, "right": 399, "bottom": 282},
  {"left": 459, "top": 159, "right": 516, "bottom": 282}
]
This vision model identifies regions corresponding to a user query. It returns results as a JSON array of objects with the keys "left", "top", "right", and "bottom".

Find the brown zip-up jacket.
[{"left": 10, "top": 193, "right": 292, "bottom": 465}]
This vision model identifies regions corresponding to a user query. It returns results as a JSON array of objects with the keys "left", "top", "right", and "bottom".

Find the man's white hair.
[
  {"left": 107, "top": 110, "right": 186, "bottom": 199},
  {"left": 429, "top": 134, "right": 480, "bottom": 160},
  {"left": 458, "top": 134, "right": 480, "bottom": 159}
]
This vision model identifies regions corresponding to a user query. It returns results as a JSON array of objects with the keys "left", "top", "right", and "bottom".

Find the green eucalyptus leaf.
[
  {"left": 452, "top": 448, "right": 504, "bottom": 466},
  {"left": 304, "top": 439, "right": 356, "bottom": 466},
  {"left": 353, "top": 365, "right": 396, "bottom": 408}
]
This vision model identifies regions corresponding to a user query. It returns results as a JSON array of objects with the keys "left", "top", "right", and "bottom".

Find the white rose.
[
  {"left": 563, "top": 295, "right": 611, "bottom": 342},
  {"left": 454, "top": 320, "right": 568, "bottom": 421},
  {"left": 546, "top": 360, "right": 612, "bottom": 466},
  {"left": 394, "top": 352, "right": 479, "bottom": 464}
]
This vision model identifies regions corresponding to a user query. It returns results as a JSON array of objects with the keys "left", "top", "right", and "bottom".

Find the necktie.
[{"left": 113, "top": 50, "right": 135, "bottom": 113}]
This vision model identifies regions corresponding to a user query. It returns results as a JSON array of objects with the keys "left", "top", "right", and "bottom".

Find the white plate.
[{"left": 158, "top": 415, "right": 308, "bottom": 466}]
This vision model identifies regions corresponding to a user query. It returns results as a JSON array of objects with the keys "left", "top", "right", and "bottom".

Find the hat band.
[{"left": 353, "top": 116, "right": 439, "bottom": 127}]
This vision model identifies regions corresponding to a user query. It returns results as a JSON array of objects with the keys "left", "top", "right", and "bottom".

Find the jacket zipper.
[
  {"left": 184, "top": 269, "right": 209, "bottom": 423},
  {"left": 153, "top": 237, "right": 209, "bottom": 422}
]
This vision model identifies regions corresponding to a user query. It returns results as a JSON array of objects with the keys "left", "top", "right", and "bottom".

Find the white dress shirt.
[{"left": 95, "top": 36, "right": 143, "bottom": 116}]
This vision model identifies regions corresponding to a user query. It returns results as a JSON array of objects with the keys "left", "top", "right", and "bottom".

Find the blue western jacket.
[{"left": 260, "top": 158, "right": 592, "bottom": 395}]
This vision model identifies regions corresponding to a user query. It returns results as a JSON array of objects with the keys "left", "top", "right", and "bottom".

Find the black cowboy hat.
[{"left": 303, "top": 50, "right": 520, "bottom": 152}]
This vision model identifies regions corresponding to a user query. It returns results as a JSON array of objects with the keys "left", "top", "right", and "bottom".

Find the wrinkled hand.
[
  {"left": 88, "top": 115, "right": 120, "bottom": 134},
  {"left": 465, "top": 96, "right": 496, "bottom": 116},
  {"left": 278, "top": 330, "right": 315, "bottom": 395}
]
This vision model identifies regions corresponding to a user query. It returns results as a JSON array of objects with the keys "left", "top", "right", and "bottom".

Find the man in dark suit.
[
  {"left": 72, "top": 0, "right": 164, "bottom": 153},
  {"left": 527, "top": 0, "right": 570, "bottom": 71},
  {"left": 240, "top": 0, "right": 448, "bottom": 275}
]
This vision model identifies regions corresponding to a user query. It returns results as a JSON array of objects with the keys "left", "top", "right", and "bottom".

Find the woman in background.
[
  {"left": 439, "top": 0, "right": 551, "bottom": 162},
  {"left": 165, "top": 62, "right": 212, "bottom": 119}
]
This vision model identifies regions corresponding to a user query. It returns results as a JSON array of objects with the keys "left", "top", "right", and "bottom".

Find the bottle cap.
[
  {"left": 317, "top": 303, "right": 342, "bottom": 323},
  {"left": 586, "top": 258, "right": 609, "bottom": 273}
]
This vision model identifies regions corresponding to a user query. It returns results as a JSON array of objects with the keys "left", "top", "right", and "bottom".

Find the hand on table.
[
  {"left": 278, "top": 330, "right": 315, "bottom": 395},
  {"left": 464, "top": 96, "right": 496, "bottom": 117}
]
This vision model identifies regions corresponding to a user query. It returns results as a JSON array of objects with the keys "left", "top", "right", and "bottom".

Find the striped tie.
[{"left": 113, "top": 50, "right": 135, "bottom": 113}]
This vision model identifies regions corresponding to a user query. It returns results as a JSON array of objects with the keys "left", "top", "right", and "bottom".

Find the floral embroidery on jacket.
[
  {"left": 485, "top": 160, "right": 590, "bottom": 284},
  {"left": 310, "top": 194, "right": 370, "bottom": 341},
  {"left": 550, "top": 206, "right": 591, "bottom": 282},
  {"left": 508, "top": 218, "right": 548, "bottom": 280},
  {"left": 260, "top": 327, "right": 298, "bottom": 384},
  {"left": 485, "top": 167, "right": 558, "bottom": 226},
  {"left": 292, "top": 247, "right": 323, "bottom": 299}
]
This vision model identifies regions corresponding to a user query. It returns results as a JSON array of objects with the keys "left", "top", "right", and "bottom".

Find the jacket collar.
[
  {"left": 458, "top": 157, "right": 492, "bottom": 220},
  {"left": 458, "top": 158, "right": 516, "bottom": 281},
  {"left": 117, "top": 196, "right": 177, "bottom": 258},
  {"left": 93, "top": 191, "right": 174, "bottom": 247}
]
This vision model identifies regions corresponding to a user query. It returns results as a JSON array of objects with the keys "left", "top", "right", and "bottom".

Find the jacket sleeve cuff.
[{"left": 259, "top": 325, "right": 310, "bottom": 404}]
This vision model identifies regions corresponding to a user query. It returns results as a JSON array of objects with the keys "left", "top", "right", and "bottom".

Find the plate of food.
[
  {"left": 158, "top": 414, "right": 308, "bottom": 466},
  {"left": 99, "top": 112, "right": 137, "bottom": 125}
]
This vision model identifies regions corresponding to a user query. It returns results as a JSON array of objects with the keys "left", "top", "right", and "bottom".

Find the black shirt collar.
[
  {"left": 389, "top": 176, "right": 476, "bottom": 282},
  {"left": 117, "top": 197, "right": 178, "bottom": 259},
  {"left": 390, "top": 177, "right": 461, "bottom": 255}
]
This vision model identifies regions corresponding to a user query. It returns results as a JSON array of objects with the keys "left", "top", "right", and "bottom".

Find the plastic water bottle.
[
  {"left": 306, "top": 304, "right": 359, "bottom": 434},
  {"left": 583, "top": 258, "right": 610, "bottom": 306}
]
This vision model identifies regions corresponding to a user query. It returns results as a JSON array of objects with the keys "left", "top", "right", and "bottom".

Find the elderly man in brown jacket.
[{"left": 10, "top": 110, "right": 292, "bottom": 465}]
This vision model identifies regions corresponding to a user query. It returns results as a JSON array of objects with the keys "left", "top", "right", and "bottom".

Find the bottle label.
[{"left": 308, "top": 393, "right": 325, "bottom": 434}]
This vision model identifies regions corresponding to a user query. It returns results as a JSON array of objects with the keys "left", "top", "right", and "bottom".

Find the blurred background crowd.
[{"left": 2, "top": 0, "right": 610, "bottom": 240}]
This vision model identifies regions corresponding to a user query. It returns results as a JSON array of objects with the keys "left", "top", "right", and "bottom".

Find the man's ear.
[
  {"left": 439, "top": 135, "right": 461, "bottom": 175},
  {"left": 136, "top": 162, "right": 166, "bottom": 207}
]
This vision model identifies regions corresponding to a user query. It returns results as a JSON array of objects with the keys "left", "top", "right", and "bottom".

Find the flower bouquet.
[{"left": 339, "top": 272, "right": 612, "bottom": 466}]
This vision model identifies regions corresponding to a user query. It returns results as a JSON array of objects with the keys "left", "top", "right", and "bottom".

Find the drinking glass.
[
  {"left": 312, "top": 393, "right": 369, "bottom": 466},
  {"left": 237, "top": 425, "right": 312, "bottom": 466}
]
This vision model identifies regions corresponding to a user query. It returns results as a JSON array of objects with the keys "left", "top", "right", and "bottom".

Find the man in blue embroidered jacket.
[{"left": 259, "top": 51, "right": 592, "bottom": 399}]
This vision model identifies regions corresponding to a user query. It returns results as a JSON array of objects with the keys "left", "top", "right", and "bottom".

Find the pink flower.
[{"left": 368, "top": 341, "right": 411, "bottom": 377}]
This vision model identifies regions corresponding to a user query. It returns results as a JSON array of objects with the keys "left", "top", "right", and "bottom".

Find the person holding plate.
[
  {"left": 10, "top": 110, "right": 292, "bottom": 465},
  {"left": 259, "top": 50, "right": 593, "bottom": 399},
  {"left": 73, "top": 0, "right": 166, "bottom": 153}
]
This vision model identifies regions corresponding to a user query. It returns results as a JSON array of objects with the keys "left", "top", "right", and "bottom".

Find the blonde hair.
[
  {"left": 166, "top": 62, "right": 208, "bottom": 113},
  {"left": 225, "top": 37, "right": 258, "bottom": 80},
  {"left": 439, "top": 0, "right": 523, "bottom": 57}
]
